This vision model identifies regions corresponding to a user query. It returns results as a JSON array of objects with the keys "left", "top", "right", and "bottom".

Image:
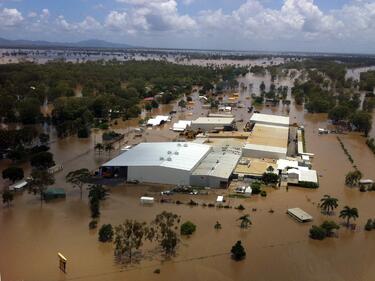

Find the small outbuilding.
[
  {"left": 287, "top": 208, "right": 313, "bottom": 222},
  {"left": 43, "top": 188, "right": 66, "bottom": 201}
]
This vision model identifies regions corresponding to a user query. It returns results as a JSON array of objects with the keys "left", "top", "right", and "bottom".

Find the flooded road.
[{"left": 1, "top": 68, "right": 375, "bottom": 281}]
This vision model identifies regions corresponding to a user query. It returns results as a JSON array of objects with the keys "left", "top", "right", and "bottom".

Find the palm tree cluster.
[{"left": 320, "top": 195, "right": 339, "bottom": 215}]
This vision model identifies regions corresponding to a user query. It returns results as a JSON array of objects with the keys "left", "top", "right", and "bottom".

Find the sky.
[{"left": 1, "top": 0, "right": 375, "bottom": 54}]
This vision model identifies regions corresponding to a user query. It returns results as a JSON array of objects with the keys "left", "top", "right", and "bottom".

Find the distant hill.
[{"left": 0, "top": 37, "right": 133, "bottom": 49}]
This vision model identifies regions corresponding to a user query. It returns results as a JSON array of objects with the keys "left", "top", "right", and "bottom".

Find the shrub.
[
  {"left": 98, "top": 224, "right": 114, "bottom": 242},
  {"left": 365, "top": 219, "right": 373, "bottom": 231},
  {"left": 180, "top": 221, "right": 196, "bottom": 235},
  {"left": 154, "top": 269, "right": 161, "bottom": 274},
  {"left": 214, "top": 221, "right": 222, "bottom": 229},
  {"left": 188, "top": 199, "right": 198, "bottom": 206},
  {"left": 251, "top": 181, "right": 262, "bottom": 194},
  {"left": 231, "top": 240, "right": 246, "bottom": 261},
  {"left": 260, "top": 190, "right": 267, "bottom": 197},
  {"left": 309, "top": 225, "right": 327, "bottom": 240},
  {"left": 236, "top": 204, "right": 245, "bottom": 210},
  {"left": 89, "top": 220, "right": 98, "bottom": 229}
]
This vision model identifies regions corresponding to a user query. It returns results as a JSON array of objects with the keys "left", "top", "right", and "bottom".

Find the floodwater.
[{"left": 1, "top": 66, "right": 375, "bottom": 281}]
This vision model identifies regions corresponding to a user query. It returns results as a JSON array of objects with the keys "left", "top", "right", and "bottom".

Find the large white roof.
[
  {"left": 250, "top": 113, "right": 290, "bottom": 126},
  {"left": 277, "top": 159, "right": 299, "bottom": 170},
  {"left": 102, "top": 142, "right": 211, "bottom": 171},
  {"left": 192, "top": 117, "right": 234, "bottom": 125},
  {"left": 243, "top": 143, "right": 287, "bottom": 154}
]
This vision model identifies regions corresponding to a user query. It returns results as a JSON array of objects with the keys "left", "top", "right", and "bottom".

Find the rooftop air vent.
[
  {"left": 183, "top": 143, "right": 188, "bottom": 147},
  {"left": 167, "top": 157, "right": 172, "bottom": 161},
  {"left": 177, "top": 143, "right": 182, "bottom": 146},
  {"left": 216, "top": 160, "right": 219, "bottom": 163},
  {"left": 167, "top": 151, "right": 172, "bottom": 154},
  {"left": 160, "top": 157, "right": 165, "bottom": 161},
  {"left": 174, "top": 151, "right": 179, "bottom": 155}
]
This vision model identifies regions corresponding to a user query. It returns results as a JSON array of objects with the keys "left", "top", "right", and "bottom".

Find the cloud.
[
  {"left": 0, "top": 7, "right": 23, "bottom": 27},
  {"left": 108, "top": 0, "right": 196, "bottom": 33}
]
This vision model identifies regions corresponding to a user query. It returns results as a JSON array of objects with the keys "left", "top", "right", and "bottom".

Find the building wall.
[
  {"left": 191, "top": 122, "right": 233, "bottom": 132},
  {"left": 253, "top": 121, "right": 289, "bottom": 127},
  {"left": 242, "top": 147, "right": 286, "bottom": 159},
  {"left": 190, "top": 174, "right": 228, "bottom": 188},
  {"left": 128, "top": 166, "right": 190, "bottom": 186}
]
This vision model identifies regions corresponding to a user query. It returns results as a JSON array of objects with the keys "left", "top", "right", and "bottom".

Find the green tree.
[
  {"left": 328, "top": 105, "right": 350, "bottom": 122},
  {"left": 350, "top": 111, "right": 372, "bottom": 136},
  {"left": 214, "top": 221, "right": 222, "bottom": 229},
  {"left": 30, "top": 151, "right": 55, "bottom": 170},
  {"left": 151, "top": 211, "right": 181, "bottom": 256},
  {"left": 38, "top": 133, "right": 50, "bottom": 145},
  {"left": 145, "top": 103, "right": 152, "bottom": 112},
  {"left": 180, "top": 221, "right": 196, "bottom": 235},
  {"left": 231, "top": 240, "right": 246, "bottom": 261},
  {"left": 339, "top": 206, "right": 359, "bottom": 227},
  {"left": 309, "top": 225, "right": 326, "bottom": 240},
  {"left": 178, "top": 99, "right": 187, "bottom": 111},
  {"left": 2, "top": 190, "right": 14, "bottom": 207},
  {"left": 114, "top": 220, "right": 150, "bottom": 263},
  {"left": 94, "top": 143, "right": 104, "bottom": 155},
  {"left": 261, "top": 172, "right": 279, "bottom": 185},
  {"left": 237, "top": 214, "right": 252, "bottom": 229},
  {"left": 2, "top": 166, "right": 24, "bottom": 183},
  {"left": 151, "top": 99, "right": 159, "bottom": 108},
  {"left": 320, "top": 195, "right": 339, "bottom": 215},
  {"left": 18, "top": 97, "right": 41, "bottom": 124},
  {"left": 66, "top": 168, "right": 91, "bottom": 199},
  {"left": 30, "top": 169, "right": 55, "bottom": 206},
  {"left": 321, "top": 220, "right": 340, "bottom": 237},
  {"left": 345, "top": 170, "right": 362, "bottom": 186},
  {"left": 105, "top": 143, "right": 114, "bottom": 157},
  {"left": 98, "top": 224, "right": 114, "bottom": 242}
]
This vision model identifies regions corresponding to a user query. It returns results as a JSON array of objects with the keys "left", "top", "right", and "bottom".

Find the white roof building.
[
  {"left": 277, "top": 159, "right": 299, "bottom": 170},
  {"left": 172, "top": 120, "right": 191, "bottom": 132},
  {"left": 147, "top": 115, "right": 170, "bottom": 126},
  {"left": 101, "top": 142, "right": 211, "bottom": 186},
  {"left": 191, "top": 117, "right": 235, "bottom": 131},
  {"left": 250, "top": 113, "right": 290, "bottom": 127},
  {"left": 287, "top": 168, "right": 318, "bottom": 184}
]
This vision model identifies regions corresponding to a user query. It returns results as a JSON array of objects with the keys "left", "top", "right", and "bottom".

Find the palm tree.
[
  {"left": 320, "top": 195, "right": 339, "bottom": 215},
  {"left": 237, "top": 214, "right": 252, "bottom": 229},
  {"left": 95, "top": 143, "right": 104, "bottom": 155},
  {"left": 105, "top": 143, "right": 114, "bottom": 157},
  {"left": 339, "top": 206, "right": 359, "bottom": 227}
]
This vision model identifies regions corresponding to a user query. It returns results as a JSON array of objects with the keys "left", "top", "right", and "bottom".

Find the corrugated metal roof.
[
  {"left": 250, "top": 113, "right": 290, "bottom": 126},
  {"left": 243, "top": 143, "right": 287, "bottom": 154},
  {"left": 102, "top": 142, "right": 211, "bottom": 171},
  {"left": 192, "top": 147, "right": 241, "bottom": 179},
  {"left": 192, "top": 117, "right": 234, "bottom": 125}
]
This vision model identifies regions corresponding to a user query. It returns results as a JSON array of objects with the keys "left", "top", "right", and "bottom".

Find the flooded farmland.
[{"left": 1, "top": 64, "right": 375, "bottom": 281}]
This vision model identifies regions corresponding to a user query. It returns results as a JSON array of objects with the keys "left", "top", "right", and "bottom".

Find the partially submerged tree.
[
  {"left": 98, "top": 224, "right": 114, "bottom": 242},
  {"left": 321, "top": 220, "right": 340, "bottom": 237},
  {"left": 94, "top": 143, "right": 104, "bottom": 155},
  {"left": 345, "top": 170, "right": 362, "bottom": 186},
  {"left": 30, "top": 169, "right": 55, "bottom": 206},
  {"left": 2, "top": 166, "right": 24, "bottom": 183},
  {"left": 180, "top": 221, "right": 196, "bottom": 236},
  {"left": 231, "top": 240, "right": 246, "bottom": 261},
  {"left": 339, "top": 206, "right": 359, "bottom": 227},
  {"left": 66, "top": 168, "right": 91, "bottom": 199},
  {"left": 114, "top": 220, "right": 150, "bottom": 263},
  {"left": 30, "top": 151, "right": 55, "bottom": 170},
  {"left": 151, "top": 211, "right": 181, "bottom": 256},
  {"left": 237, "top": 214, "right": 252, "bottom": 229},
  {"left": 2, "top": 190, "right": 14, "bottom": 207},
  {"left": 320, "top": 195, "right": 339, "bottom": 215}
]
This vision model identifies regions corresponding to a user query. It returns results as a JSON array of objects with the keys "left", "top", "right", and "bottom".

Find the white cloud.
[{"left": 0, "top": 7, "right": 23, "bottom": 27}]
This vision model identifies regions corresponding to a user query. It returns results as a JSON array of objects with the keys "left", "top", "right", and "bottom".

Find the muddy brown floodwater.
[{"left": 1, "top": 70, "right": 375, "bottom": 281}]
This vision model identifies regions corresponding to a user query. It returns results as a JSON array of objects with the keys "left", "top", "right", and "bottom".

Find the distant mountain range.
[{"left": 0, "top": 37, "right": 133, "bottom": 49}]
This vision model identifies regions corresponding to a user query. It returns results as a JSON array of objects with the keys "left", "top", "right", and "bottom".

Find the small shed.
[
  {"left": 9, "top": 180, "right": 28, "bottom": 191},
  {"left": 140, "top": 196, "right": 154, "bottom": 204},
  {"left": 287, "top": 208, "right": 313, "bottom": 222},
  {"left": 216, "top": 195, "right": 224, "bottom": 205},
  {"left": 43, "top": 188, "right": 66, "bottom": 201}
]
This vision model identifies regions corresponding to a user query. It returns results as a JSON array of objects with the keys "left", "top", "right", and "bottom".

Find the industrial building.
[
  {"left": 101, "top": 142, "right": 211, "bottom": 186},
  {"left": 250, "top": 113, "right": 290, "bottom": 127},
  {"left": 242, "top": 124, "right": 289, "bottom": 159},
  {"left": 147, "top": 115, "right": 170, "bottom": 126},
  {"left": 191, "top": 146, "right": 241, "bottom": 188},
  {"left": 172, "top": 120, "right": 191, "bottom": 132},
  {"left": 191, "top": 117, "right": 235, "bottom": 132}
]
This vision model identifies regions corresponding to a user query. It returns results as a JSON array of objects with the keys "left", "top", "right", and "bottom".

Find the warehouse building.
[
  {"left": 242, "top": 124, "right": 289, "bottom": 159},
  {"left": 101, "top": 142, "right": 211, "bottom": 186},
  {"left": 191, "top": 117, "right": 235, "bottom": 132},
  {"left": 250, "top": 113, "right": 290, "bottom": 127},
  {"left": 190, "top": 147, "right": 241, "bottom": 188}
]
